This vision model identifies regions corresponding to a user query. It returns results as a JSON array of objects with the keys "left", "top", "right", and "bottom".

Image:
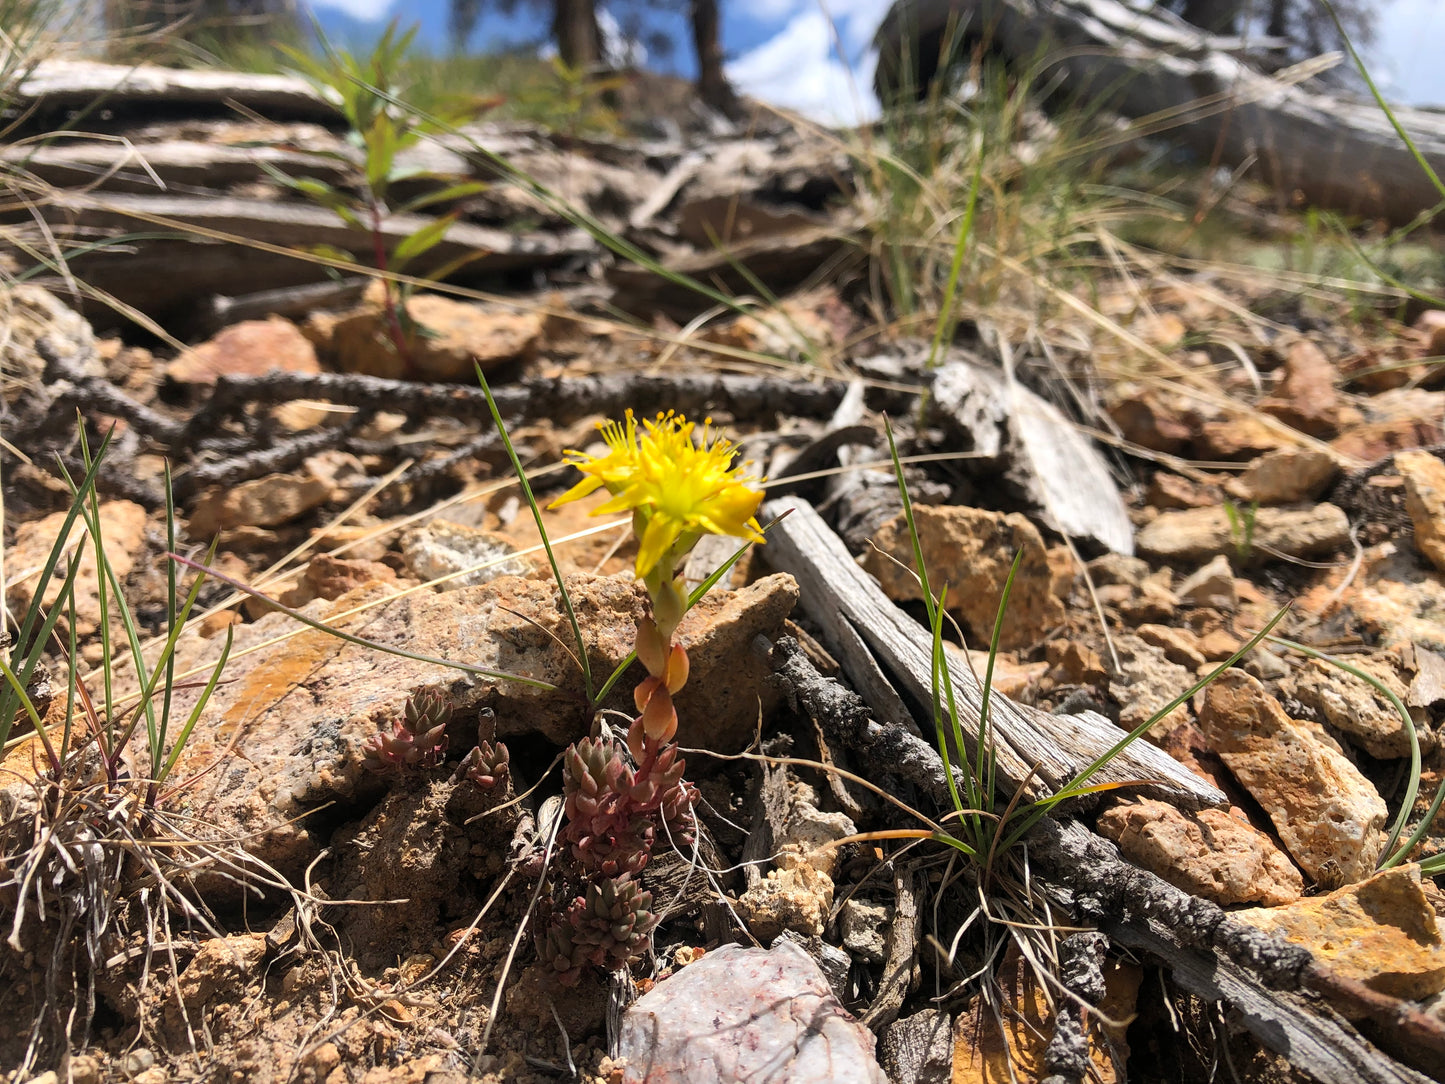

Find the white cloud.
[
  {"left": 727, "top": 9, "right": 880, "bottom": 125},
  {"left": 307, "top": 0, "right": 396, "bottom": 21}
]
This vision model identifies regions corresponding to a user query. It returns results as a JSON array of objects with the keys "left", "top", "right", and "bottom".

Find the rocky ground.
[{"left": 3, "top": 60, "right": 1445, "bottom": 1084}]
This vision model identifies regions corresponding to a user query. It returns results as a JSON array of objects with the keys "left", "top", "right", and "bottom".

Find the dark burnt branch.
[{"left": 185, "top": 370, "right": 867, "bottom": 443}]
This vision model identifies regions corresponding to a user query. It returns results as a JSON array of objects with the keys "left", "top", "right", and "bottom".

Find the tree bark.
[
  {"left": 553, "top": 0, "right": 601, "bottom": 72},
  {"left": 1179, "top": 0, "right": 1240, "bottom": 34},
  {"left": 691, "top": 0, "right": 741, "bottom": 118}
]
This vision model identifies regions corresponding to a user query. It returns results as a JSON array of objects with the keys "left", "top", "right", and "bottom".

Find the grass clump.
[{"left": 0, "top": 435, "right": 232, "bottom": 1076}]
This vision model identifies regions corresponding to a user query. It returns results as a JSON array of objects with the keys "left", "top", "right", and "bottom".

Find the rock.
[
  {"left": 1045, "top": 640, "right": 1107, "bottom": 689},
  {"left": 1107, "top": 391, "right": 1191, "bottom": 453},
  {"left": 1267, "top": 342, "right": 1340, "bottom": 416},
  {"left": 963, "top": 651, "right": 1048, "bottom": 698},
  {"left": 618, "top": 941, "right": 888, "bottom": 1084},
  {"left": 772, "top": 931, "right": 853, "bottom": 1002},
  {"left": 1108, "top": 633, "right": 1193, "bottom": 736},
  {"left": 1096, "top": 798, "right": 1302, "bottom": 906},
  {"left": 306, "top": 287, "right": 543, "bottom": 382},
  {"left": 737, "top": 781, "right": 855, "bottom": 941},
  {"left": 0, "top": 284, "right": 100, "bottom": 399},
  {"left": 1193, "top": 416, "right": 1282, "bottom": 461},
  {"left": 1176, "top": 555, "right": 1237, "bottom": 610},
  {"left": 164, "top": 315, "right": 319, "bottom": 386},
  {"left": 1087, "top": 553, "right": 1151, "bottom": 589},
  {"left": 1136, "top": 624, "right": 1206, "bottom": 669},
  {"left": 1195, "top": 627, "right": 1243, "bottom": 661},
  {"left": 1396, "top": 449, "right": 1445, "bottom": 573},
  {"left": 1233, "top": 865, "right": 1445, "bottom": 999},
  {"left": 187, "top": 471, "right": 332, "bottom": 536},
  {"left": 1195, "top": 670, "right": 1386, "bottom": 883},
  {"left": 1416, "top": 309, "right": 1445, "bottom": 357},
  {"left": 1331, "top": 388, "right": 1445, "bottom": 462},
  {"left": 1228, "top": 447, "right": 1338, "bottom": 504},
  {"left": 115, "top": 572, "right": 796, "bottom": 880},
  {"left": 1259, "top": 339, "right": 1342, "bottom": 437},
  {"left": 736, "top": 863, "right": 836, "bottom": 940},
  {"left": 176, "top": 934, "right": 267, "bottom": 1011},
  {"left": 1409, "top": 646, "right": 1445, "bottom": 709},
  {"left": 1284, "top": 656, "right": 1425, "bottom": 759},
  {"left": 1147, "top": 471, "right": 1220, "bottom": 509},
  {"left": 6, "top": 499, "right": 148, "bottom": 638},
  {"left": 879, "top": 1010, "right": 953, "bottom": 1084},
  {"left": 277, "top": 554, "right": 398, "bottom": 609},
  {"left": 400, "top": 521, "right": 533, "bottom": 589},
  {"left": 838, "top": 899, "right": 890, "bottom": 963},
  {"left": 1136, "top": 504, "right": 1349, "bottom": 564},
  {"left": 863, "top": 505, "right": 1064, "bottom": 650}
]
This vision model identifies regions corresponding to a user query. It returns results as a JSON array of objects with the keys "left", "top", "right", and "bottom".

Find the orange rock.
[
  {"left": 1196, "top": 670, "right": 1386, "bottom": 883},
  {"left": 1233, "top": 865, "right": 1445, "bottom": 1000},
  {"left": 1097, "top": 798, "right": 1302, "bottom": 906},
  {"left": 1259, "top": 339, "right": 1341, "bottom": 437},
  {"left": 166, "top": 315, "right": 319, "bottom": 386}
]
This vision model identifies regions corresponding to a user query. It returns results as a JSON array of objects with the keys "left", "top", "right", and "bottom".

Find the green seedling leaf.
[
  {"left": 396, "top": 181, "right": 489, "bottom": 216},
  {"left": 391, "top": 214, "right": 456, "bottom": 266}
]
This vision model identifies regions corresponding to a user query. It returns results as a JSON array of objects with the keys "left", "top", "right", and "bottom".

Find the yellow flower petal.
[{"left": 550, "top": 409, "right": 765, "bottom": 579}]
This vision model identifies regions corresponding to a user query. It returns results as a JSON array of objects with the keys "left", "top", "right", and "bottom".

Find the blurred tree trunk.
[
  {"left": 1179, "top": 0, "right": 1240, "bottom": 33},
  {"left": 553, "top": 0, "right": 601, "bottom": 70},
  {"left": 690, "top": 0, "right": 740, "bottom": 118}
]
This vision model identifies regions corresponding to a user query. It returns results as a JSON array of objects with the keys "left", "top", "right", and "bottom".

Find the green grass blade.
[
  {"left": 1323, "top": 0, "right": 1445, "bottom": 205},
  {"left": 475, "top": 364, "right": 592, "bottom": 700},
  {"left": 925, "top": 150, "right": 983, "bottom": 372},
  {"left": 978, "top": 550, "right": 1023, "bottom": 802},
  {"left": 158, "top": 625, "right": 234, "bottom": 786},
  {"left": 996, "top": 605, "right": 1291, "bottom": 856},
  {"left": 2, "top": 430, "right": 112, "bottom": 730},
  {"left": 883, "top": 416, "right": 938, "bottom": 625}
]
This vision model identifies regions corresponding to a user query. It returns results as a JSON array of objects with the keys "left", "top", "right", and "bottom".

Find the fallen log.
[
  {"left": 759, "top": 494, "right": 1224, "bottom": 808},
  {"left": 874, "top": 0, "right": 1445, "bottom": 224},
  {"left": 13, "top": 60, "right": 339, "bottom": 125}
]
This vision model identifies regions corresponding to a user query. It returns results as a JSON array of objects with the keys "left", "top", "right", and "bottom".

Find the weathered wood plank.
[
  {"left": 760, "top": 495, "right": 1224, "bottom": 808},
  {"left": 875, "top": 0, "right": 1445, "bottom": 224}
]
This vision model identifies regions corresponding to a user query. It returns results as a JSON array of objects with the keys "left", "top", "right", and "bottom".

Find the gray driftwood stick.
[{"left": 760, "top": 495, "right": 1225, "bottom": 808}]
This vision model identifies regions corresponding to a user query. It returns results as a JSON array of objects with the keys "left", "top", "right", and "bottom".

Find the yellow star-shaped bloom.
[{"left": 551, "top": 410, "right": 765, "bottom": 578}]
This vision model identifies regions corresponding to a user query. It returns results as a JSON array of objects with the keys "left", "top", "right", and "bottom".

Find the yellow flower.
[{"left": 551, "top": 410, "right": 765, "bottom": 578}]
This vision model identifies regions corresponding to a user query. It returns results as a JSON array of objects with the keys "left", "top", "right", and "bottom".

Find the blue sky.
[
  {"left": 313, "top": 0, "right": 891, "bottom": 124},
  {"left": 309, "top": 0, "right": 1445, "bottom": 123}
]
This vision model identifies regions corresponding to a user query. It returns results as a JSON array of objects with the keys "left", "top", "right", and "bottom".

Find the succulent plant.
[
  {"left": 559, "top": 736, "right": 696, "bottom": 876},
  {"left": 539, "top": 877, "right": 657, "bottom": 986},
  {"left": 362, "top": 687, "right": 453, "bottom": 772},
  {"left": 465, "top": 739, "right": 510, "bottom": 790}
]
